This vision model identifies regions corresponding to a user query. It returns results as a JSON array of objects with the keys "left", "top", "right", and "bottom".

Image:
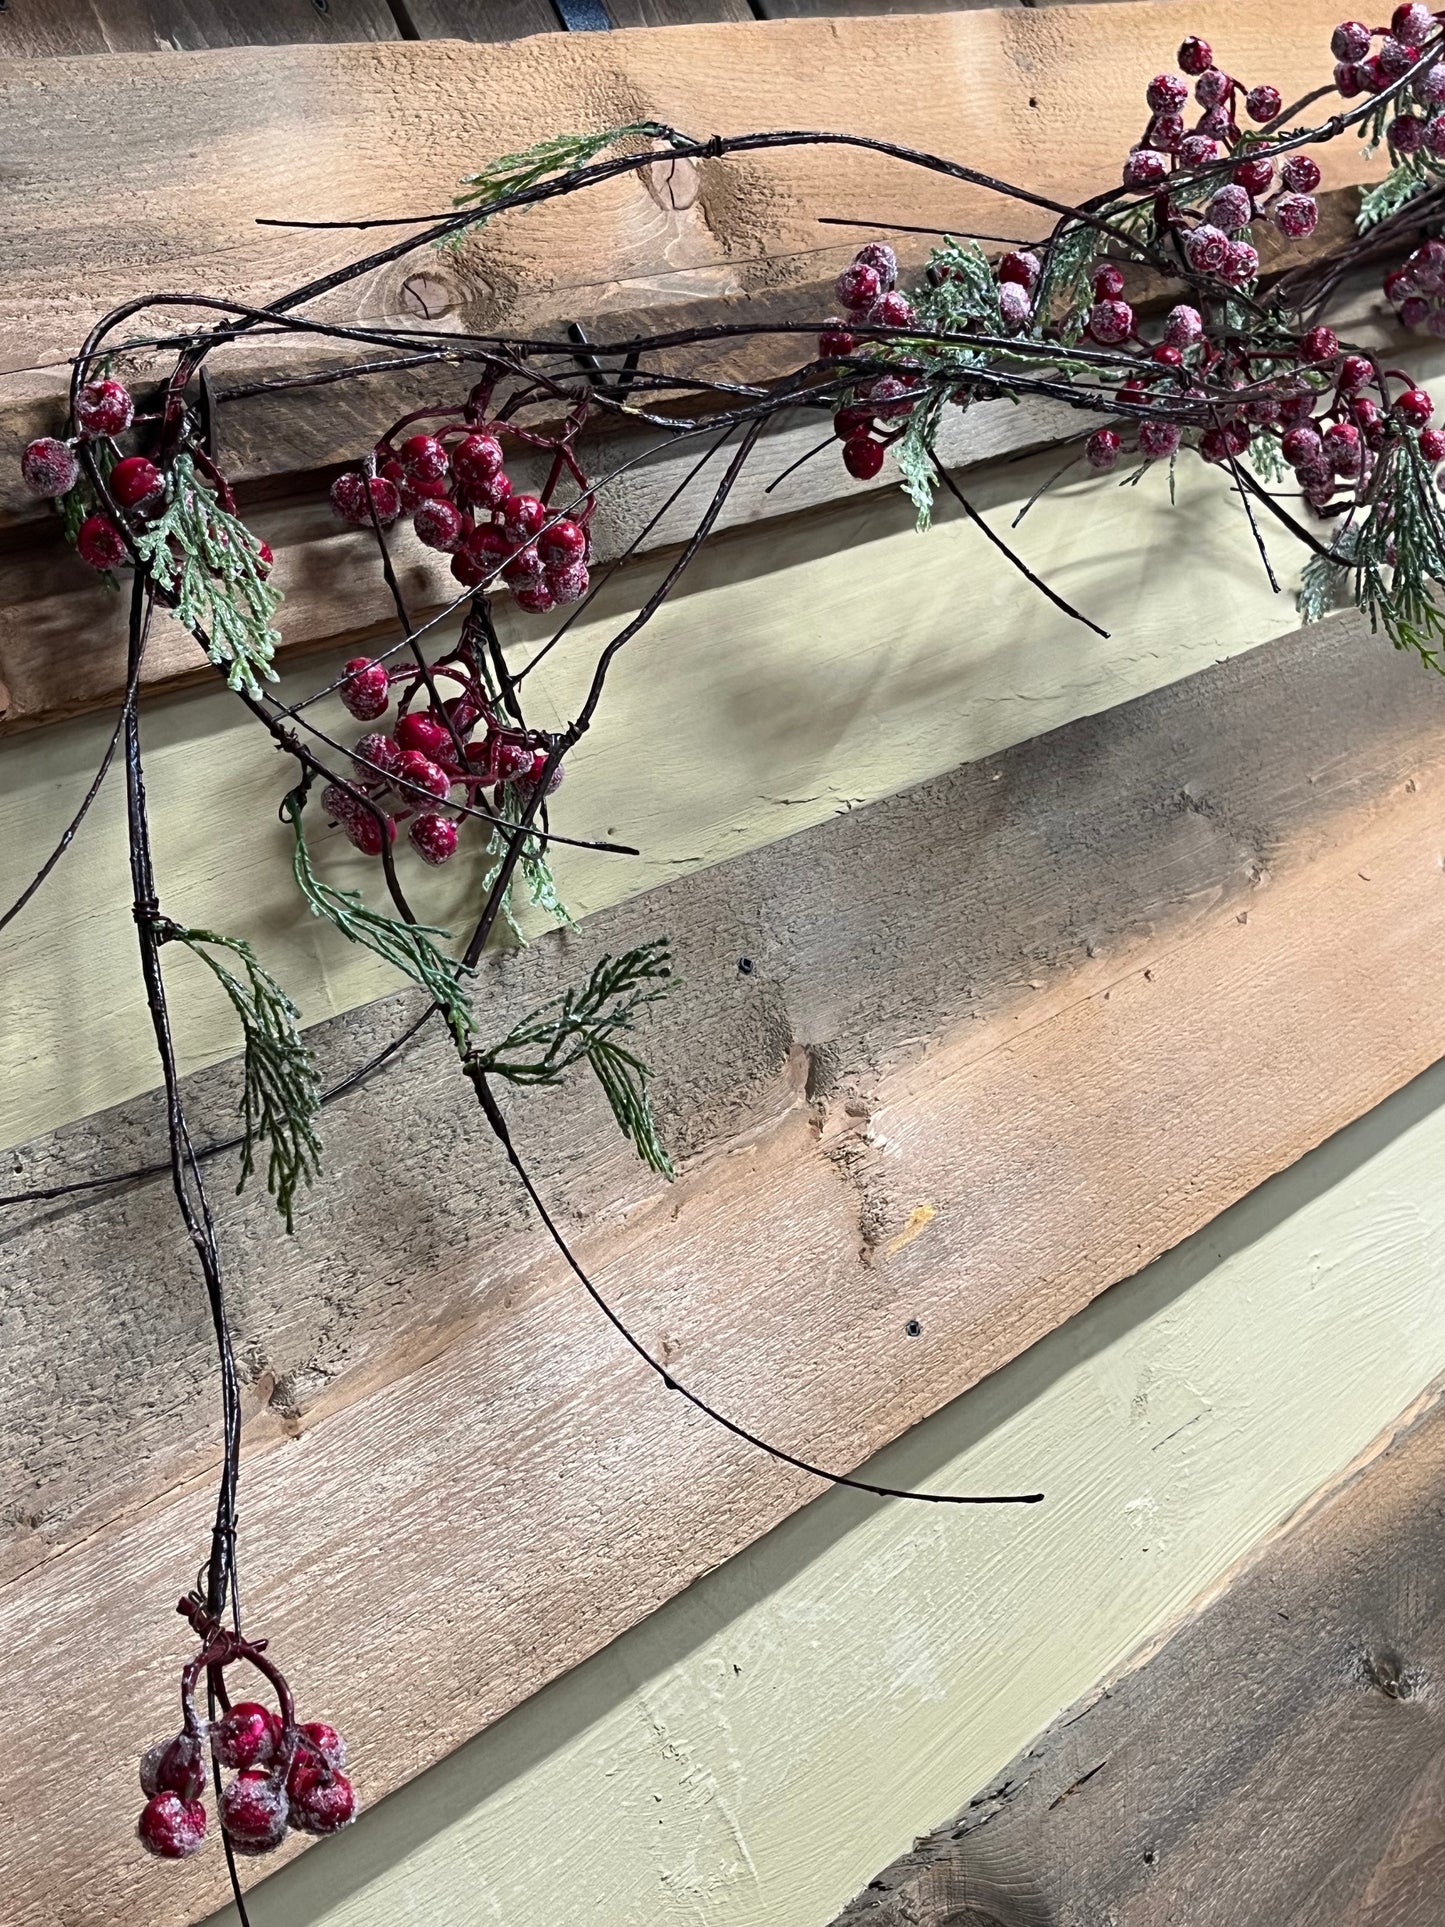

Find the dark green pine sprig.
[
  {"left": 470, "top": 940, "right": 677, "bottom": 1176},
  {"left": 164, "top": 923, "right": 322, "bottom": 1231}
]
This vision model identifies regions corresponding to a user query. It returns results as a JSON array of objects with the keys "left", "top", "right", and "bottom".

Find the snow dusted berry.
[
  {"left": 379, "top": 457, "right": 437, "bottom": 515},
  {"left": 502, "top": 543, "right": 544, "bottom": 588},
  {"left": 503, "top": 493, "right": 546, "bottom": 542},
  {"left": 409, "top": 812, "right": 458, "bottom": 865},
  {"left": 834, "top": 405, "right": 873, "bottom": 441},
  {"left": 287, "top": 1758, "right": 357, "bottom": 1836},
  {"left": 1379, "top": 35, "right": 1420, "bottom": 79},
  {"left": 548, "top": 559, "right": 590, "bottom": 605},
  {"left": 1221, "top": 240, "right": 1260, "bottom": 284},
  {"left": 139, "top": 1735, "right": 208, "bottom": 1802},
  {"left": 1200, "top": 423, "right": 1248, "bottom": 463},
  {"left": 1282, "top": 424, "right": 1324, "bottom": 469},
  {"left": 1178, "top": 35, "right": 1213, "bottom": 74},
  {"left": 1092, "top": 264, "right": 1126, "bottom": 300},
  {"left": 536, "top": 517, "right": 587, "bottom": 569},
  {"left": 1421, "top": 426, "right": 1445, "bottom": 462},
  {"left": 1151, "top": 343, "right": 1185, "bottom": 369},
  {"left": 1088, "top": 299, "right": 1133, "bottom": 345},
  {"left": 1402, "top": 293, "right": 1433, "bottom": 327},
  {"left": 835, "top": 262, "right": 881, "bottom": 313},
  {"left": 1149, "top": 113, "right": 1185, "bottom": 152},
  {"left": 1413, "top": 238, "right": 1445, "bottom": 289},
  {"left": 138, "top": 1793, "right": 207, "bottom": 1860},
  {"left": 1301, "top": 326, "right": 1339, "bottom": 364},
  {"left": 1280, "top": 154, "right": 1322, "bottom": 194},
  {"left": 220, "top": 1770, "right": 289, "bottom": 1855},
  {"left": 297, "top": 1722, "right": 348, "bottom": 1770},
  {"left": 998, "top": 281, "right": 1031, "bottom": 331},
  {"left": 452, "top": 432, "right": 504, "bottom": 490},
  {"left": 77, "top": 512, "right": 126, "bottom": 569},
  {"left": 842, "top": 436, "right": 885, "bottom": 480},
  {"left": 1147, "top": 72, "right": 1189, "bottom": 113},
  {"left": 323, "top": 785, "right": 394, "bottom": 855},
  {"left": 1324, "top": 421, "right": 1363, "bottom": 474},
  {"left": 998, "top": 250, "right": 1041, "bottom": 289},
  {"left": 1086, "top": 428, "right": 1122, "bottom": 471},
  {"left": 1333, "top": 20, "right": 1372, "bottom": 62},
  {"left": 75, "top": 378, "right": 135, "bottom": 437},
  {"left": 1123, "top": 147, "right": 1169, "bottom": 187},
  {"left": 1335, "top": 60, "right": 1367, "bottom": 95},
  {"left": 1207, "top": 184, "right": 1253, "bottom": 230},
  {"left": 1195, "top": 67, "right": 1233, "bottom": 108},
  {"left": 1234, "top": 155, "right": 1275, "bottom": 195},
  {"left": 1164, "top": 304, "right": 1204, "bottom": 348},
  {"left": 819, "top": 322, "right": 855, "bottom": 358},
  {"left": 330, "top": 472, "right": 400, "bottom": 528},
  {"left": 110, "top": 454, "right": 164, "bottom": 511},
  {"left": 1178, "top": 134, "right": 1220, "bottom": 166},
  {"left": 397, "top": 433, "right": 449, "bottom": 484},
  {"left": 874, "top": 290, "right": 914, "bottom": 328},
  {"left": 1337, "top": 354, "right": 1373, "bottom": 394},
  {"left": 395, "top": 711, "right": 452, "bottom": 761},
  {"left": 491, "top": 738, "right": 533, "bottom": 782},
  {"left": 869, "top": 374, "right": 916, "bottom": 420},
  {"left": 1425, "top": 113, "right": 1445, "bottom": 155},
  {"left": 1134, "top": 419, "right": 1179, "bottom": 459},
  {"left": 1397, "top": 386, "right": 1436, "bottom": 425},
  {"left": 352, "top": 732, "right": 402, "bottom": 783},
  {"left": 213, "top": 1702, "right": 282, "bottom": 1770},
  {"left": 412, "top": 497, "right": 465, "bottom": 553},
  {"left": 1196, "top": 105, "right": 1234, "bottom": 141},
  {"left": 395, "top": 748, "right": 450, "bottom": 804},
  {"left": 1185, "top": 224, "right": 1230, "bottom": 275},
  {"left": 1246, "top": 84, "right": 1282, "bottom": 121},
  {"left": 339, "top": 657, "right": 390, "bottom": 722},
  {"left": 1395, "top": 1, "right": 1434, "bottom": 38},
  {"left": 1420, "top": 60, "right": 1445, "bottom": 104},
  {"left": 1391, "top": 112, "right": 1427, "bottom": 152},
  {"left": 20, "top": 436, "right": 79, "bottom": 498},
  {"left": 854, "top": 242, "right": 898, "bottom": 288},
  {"left": 512, "top": 580, "right": 556, "bottom": 615}
]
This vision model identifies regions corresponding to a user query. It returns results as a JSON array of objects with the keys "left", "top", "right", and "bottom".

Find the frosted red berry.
[
  {"left": 1178, "top": 134, "right": 1220, "bottom": 166},
  {"left": 76, "top": 512, "right": 126, "bottom": 569},
  {"left": 1392, "top": 113, "right": 1427, "bottom": 152},
  {"left": 1086, "top": 428, "right": 1122, "bottom": 470},
  {"left": 502, "top": 544, "right": 544, "bottom": 588},
  {"left": 339, "top": 658, "right": 390, "bottom": 722},
  {"left": 1178, "top": 35, "right": 1213, "bottom": 74},
  {"left": 1163, "top": 304, "right": 1204, "bottom": 348},
  {"left": 452, "top": 432, "right": 504, "bottom": 488},
  {"left": 503, "top": 494, "right": 546, "bottom": 542},
  {"left": 76, "top": 378, "right": 135, "bottom": 437},
  {"left": 1092, "top": 264, "right": 1126, "bottom": 300},
  {"left": 1421, "top": 427, "right": 1445, "bottom": 462},
  {"left": 1301, "top": 326, "right": 1339, "bottom": 364},
  {"left": 1378, "top": 35, "right": 1419, "bottom": 79},
  {"left": 287, "top": 1758, "right": 357, "bottom": 1836},
  {"left": 1088, "top": 298, "right": 1133, "bottom": 344},
  {"left": 1420, "top": 60, "right": 1445, "bottom": 105},
  {"left": 409, "top": 812, "right": 458, "bottom": 865},
  {"left": 1281, "top": 154, "right": 1322, "bottom": 194},
  {"left": 1234, "top": 156, "right": 1275, "bottom": 195},
  {"left": 512, "top": 579, "right": 556, "bottom": 614},
  {"left": 872, "top": 290, "right": 912, "bottom": 328},
  {"left": 842, "top": 436, "right": 885, "bottom": 480},
  {"left": 397, "top": 433, "right": 449, "bottom": 484},
  {"left": 1194, "top": 67, "right": 1233, "bottom": 108},
  {"left": 1149, "top": 113, "right": 1185, "bottom": 152},
  {"left": 1425, "top": 113, "right": 1445, "bottom": 156},
  {"left": 548, "top": 559, "right": 590, "bottom": 605},
  {"left": 1324, "top": 421, "right": 1364, "bottom": 474},
  {"left": 1397, "top": 386, "right": 1436, "bottom": 424},
  {"left": 413, "top": 498, "right": 465, "bottom": 552},
  {"left": 1123, "top": 148, "right": 1168, "bottom": 187},
  {"left": 352, "top": 732, "right": 403, "bottom": 782},
  {"left": 1147, "top": 72, "right": 1189, "bottom": 113},
  {"left": 139, "top": 1734, "right": 208, "bottom": 1802},
  {"left": 1335, "top": 59, "right": 1367, "bottom": 94},
  {"left": 854, "top": 242, "right": 898, "bottom": 288},
  {"left": 1207, "top": 184, "right": 1252, "bottom": 231},
  {"left": 395, "top": 711, "right": 453, "bottom": 760},
  {"left": 998, "top": 282, "right": 1031, "bottom": 331},
  {"left": 1245, "top": 84, "right": 1282, "bottom": 121},
  {"left": 298, "top": 1721, "right": 348, "bottom": 1770},
  {"left": 1274, "top": 193, "right": 1319, "bottom": 239},
  {"left": 819, "top": 323, "right": 855, "bottom": 358},
  {"left": 868, "top": 374, "right": 916, "bottom": 420},
  {"left": 1394, "top": 1, "right": 1434, "bottom": 38},
  {"left": 998, "top": 250, "right": 1041, "bottom": 289},
  {"left": 1282, "top": 424, "right": 1324, "bottom": 468},
  {"left": 220, "top": 1770, "right": 289, "bottom": 1855},
  {"left": 110, "top": 454, "right": 164, "bottom": 511},
  {"left": 213, "top": 1701, "right": 282, "bottom": 1770},
  {"left": 395, "top": 748, "right": 450, "bottom": 803},
  {"left": 1332, "top": 19, "right": 1372, "bottom": 61},
  {"left": 835, "top": 263, "right": 881, "bottom": 313},
  {"left": 20, "top": 436, "right": 79, "bottom": 498},
  {"left": 1338, "top": 355, "right": 1374, "bottom": 393},
  {"left": 537, "top": 517, "right": 587, "bottom": 568},
  {"left": 1184, "top": 225, "right": 1229, "bottom": 275},
  {"left": 1138, "top": 419, "right": 1183, "bottom": 458},
  {"left": 138, "top": 1793, "right": 208, "bottom": 1860},
  {"left": 330, "top": 472, "right": 401, "bottom": 528},
  {"left": 1221, "top": 240, "right": 1259, "bottom": 285}
]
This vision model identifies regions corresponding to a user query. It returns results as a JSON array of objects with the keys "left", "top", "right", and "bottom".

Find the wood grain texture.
[
  {"left": 5, "top": 609, "right": 1445, "bottom": 1923},
  {"left": 834, "top": 1392, "right": 1445, "bottom": 1927},
  {"left": 398, "top": 0, "right": 563, "bottom": 35},
  {"left": 0, "top": 0, "right": 402, "bottom": 56},
  {"left": 197, "top": 1112, "right": 1445, "bottom": 1927}
]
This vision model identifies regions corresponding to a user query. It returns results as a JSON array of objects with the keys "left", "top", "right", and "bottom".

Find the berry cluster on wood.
[{"left": 136, "top": 1599, "right": 355, "bottom": 1866}]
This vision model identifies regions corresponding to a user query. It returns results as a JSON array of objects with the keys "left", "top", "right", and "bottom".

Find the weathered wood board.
[
  {"left": 835, "top": 1391, "right": 1445, "bottom": 1927},
  {"left": 5, "top": 606, "right": 1445, "bottom": 1923}
]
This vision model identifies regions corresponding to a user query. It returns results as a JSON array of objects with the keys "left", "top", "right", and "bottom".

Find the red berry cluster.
[
  {"left": 329, "top": 405, "right": 593, "bottom": 618},
  {"left": 137, "top": 1600, "right": 356, "bottom": 1864},
  {"left": 1386, "top": 237, "right": 1445, "bottom": 334},
  {"left": 817, "top": 243, "right": 917, "bottom": 478},
  {"left": 326, "top": 639, "right": 561, "bottom": 865},
  {"left": 1331, "top": 6, "right": 1442, "bottom": 117}
]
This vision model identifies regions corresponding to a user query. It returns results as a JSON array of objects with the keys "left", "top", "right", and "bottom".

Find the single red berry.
[
  {"left": 220, "top": 1769, "right": 289, "bottom": 1855},
  {"left": 330, "top": 472, "right": 401, "bottom": 528},
  {"left": 1281, "top": 423, "right": 1324, "bottom": 469},
  {"left": 512, "top": 579, "right": 556, "bottom": 614},
  {"left": 833, "top": 405, "right": 874, "bottom": 442},
  {"left": 1194, "top": 67, "right": 1233, "bottom": 108},
  {"left": 1420, "top": 426, "right": 1445, "bottom": 462},
  {"left": 323, "top": 785, "right": 394, "bottom": 855},
  {"left": 1184, "top": 224, "right": 1230, "bottom": 276},
  {"left": 1199, "top": 424, "right": 1243, "bottom": 464},
  {"left": 1421, "top": 59, "right": 1445, "bottom": 105},
  {"left": 873, "top": 290, "right": 913, "bottom": 328},
  {"left": 1413, "top": 238, "right": 1445, "bottom": 289},
  {"left": 536, "top": 517, "right": 587, "bottom": 568},
  {"left": 76, "top": 512, "right": 126, "bottom": 569},
  {"left": 339, "top": 658, "right": 390, "bottom": 722},
  {"left": 413, "top": 498, "right": 465, "bottom": 553},
  {"left": 1092, "top": 263, "right": 1126, "bottom": 300},
  {"left": 409, "top": 812, "right": 458, "bottom": 865},
  {"left": 1401, "top": 293, "right": 1432, "bottom": 328},
  {"left": 1425, "top": 112, "right": 1445, "bottom": 157},
  {"left": 139, "top": 1735, "right": 208, "bottom": 1802},
  {"left": 1273, "top": 193, "right": 1319, "bottom": 240},
  {"left": 491, "top": 739, "right": 534, "bottom": 782},
  {"left": 1234, "top": 155, "right": 1275, "bottom": 195},
  {"left": 547, "top": 559, "right": 590, "bottom": 605},
  {"left": 450, "top": 547, "right": 487, "bottom": 588},
  {"left": 1351, "top": 396, "right": 1383, "bottom": 433},
  {"left": 397, "top": 432, "right": 449, "bottom": 483},
  {"left": 214, "top": 1701, "right": 282, "bottom": 1770},
  {"left": 997, "top": 250, "right": 1041, "bottom": 289},
  {"left": 138, "top": 1793, "right": 208, "bottom": 1860},
  {"left": 1334, "top": 60, "right": 1366, "bottom": 95},
  {"left": 1397, "top": 386, "right": 1436, "bottom": 425},
  {"left": 75, "top": 378, "right": 135, "bottom": 437},
  {"left": 503, "top": 494, "right": 546, "bottom": 542},
  {"left": 1178, "top": 134, "right": 1220, "bottom": 166},
  {"left": 1178, "top": 35, "right": 1213, "bottom": 74},
  {"left": 868, "top": 374, "right": 916, "bottom": 420},
  {"left": 1338, "top": 355, "right": 1374, "bottom": 394},
  {"left": 1378, "top": 34, "right": 1420, "bottom": 79},
  {"left": 1195, "top": 104, "right": 1234, "bottom": 141},
  {"left": 1123, "top": 148, "right": 1169, "bottom": 188},
  {"left": 502, "top": 543, "right": 544, "bottom": 587},
  {"left": 1163, "top": 304, "right": 1204, "bottom": 348},
  {"left": 1147, "top": 72, "right": 1189, "bottom": 113},
  {"left": 1149, "top": 113, "right": 1186, "bottom": 152},
  {"left": 352, "top": 731, "right": 403, "bottom": 782},
  {"left": 110, "top": 454, "right": 164, "bottom": 511},
  {"left": 819, "top": 323, "right": 855, "bottom": 358},
  {"left": 1391, "top": 112, "right": 1427, "bottom": 153},
  {"left": 1280, "top": 154, "right": 1322, "bottom": 194},
  {"left": 1245, "top": 84, "right": 1282, "bottom": 121},
  {"left": 380, "top": 456, "right": 444, "bottom": 515},
  {"left": 1332, "top": 20, "right": 1372, "bottom": 62},
  {"left": 853, "top": 242, "right": 898, "bottom": 289},
  {"left": 1324, "top": 420, "right": 1363, "bottom": 474},
  {"left": 395, "top": 711, "right": 453, "bottom": 761},
  {"left": 1360, "top": 52, "right": 1389, "bottom": 88},
  {"left": 1088, "top": 298, "right": 1134, "bottom": 345},
  {"left": 297, "top": 1721, "right": 348, "bottom": 1771},
  {"left": 1086, "top": 428, "right": 1122, "bottom": 471},
  {"left": 835, "top": 262, "right": 881, "bottom": 313},
  {"left": 1394, "top": 1, "right": 1434, "bottom": 38},
  {"left": 1138, "top": 419, "right": 1183, "bottom": 458},
  {"left": 287, "top": 1758, "right": 357, "bottom": 1836},
  {"left": 522, "top": 747, "right": 565, "bottom": 795},
  {"left": 452, "top": 432, "right": 505, "bottom": 488},
  {"left": 1301, "top": 326, "right": 1339, "bottom": 364},
  {"left": 842, "top": 435, "right": 885, "bottom": 480},
  {"left": 395, "top": 748, "right": 451, "bottom": 803},
  {"left": 20, "top": 436, "right": 79, "bottom": 498},
  {"left": 1151, "top": 343, "right": 1185, "bottom": 367},
  {"left": 1207, "top": 184, "right": 1253, "bottom": 231},
  {"left": 998, "top": 282, "right": 1031, "bottom": 331},
  {"left": 1221, "top": 239, "right": 1260, "bottom": 286}
]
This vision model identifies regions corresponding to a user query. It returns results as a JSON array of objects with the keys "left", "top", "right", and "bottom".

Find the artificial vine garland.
[{"left": 10, "top": 8, "right": 1445, "bottom": 1910}]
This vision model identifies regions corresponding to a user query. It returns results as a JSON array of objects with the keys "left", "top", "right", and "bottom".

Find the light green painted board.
[
  {"left": 208, "top": 1057, "right": 1445, "bottom": 1927},
  {"left": 2, "top": 447, "right": 1315, "bottom": 1150}
]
